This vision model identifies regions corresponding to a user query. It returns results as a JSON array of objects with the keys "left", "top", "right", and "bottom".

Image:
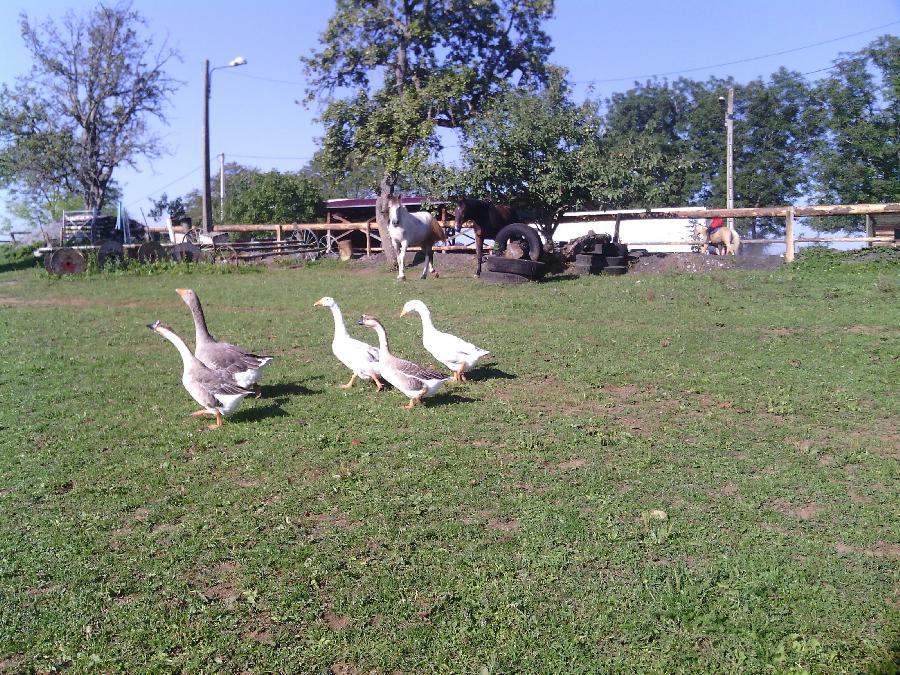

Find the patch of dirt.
[
  {"left": 487, "top": 518, "right": 521, "bottom": 532},
  {"left": 234, "top": 477, "right": 260, "bottom": 488},
  {"left": 25, "top": 582, "right": 63, "bottom": 596},
  {"left": 630, "top": 252, "right": 782, "bottom": 275},
  {"left": 845, "top": 324, "right": 895, "bottom": 336},
  {"left": 243, "top": 627, "right": 276, "bottom": 646},
  {"left": 834, "top": 541, "right": 900, "bottom": 558},
  {"left": 708, "top": 482, "right": 739, "bottom": 498},
  {"left": 769, "top": 499, "right": 825, "bottom": 520},
  {"left": 847, "top": 487, "right": 873, "bottom": 505},
  {"left": 200, "top": 582, "right": 241, "bottom": 603},
  {"left": 760, "top": 327, "right": 797, "bottom": 337},
  {"left": 556, "top": 457, "right": 587, "bottom": 471},
  {"left": 324, "top": 611, "right": 351, "bottom": 631}
]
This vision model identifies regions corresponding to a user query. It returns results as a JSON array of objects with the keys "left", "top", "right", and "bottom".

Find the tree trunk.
[{"left": 376, "top": 172, "right": 397, "bottom": 264}]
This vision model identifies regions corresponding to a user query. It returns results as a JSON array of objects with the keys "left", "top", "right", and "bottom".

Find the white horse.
[
  {"left": 693, "top": 222, "right": 741, "bottom": 255},
  {"left": 387, "top": 196, "right": 446, "bottom": 280}
]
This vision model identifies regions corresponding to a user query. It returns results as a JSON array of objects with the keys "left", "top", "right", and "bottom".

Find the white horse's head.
[
  {"left": 692, "top": 222, "right": 708, "bottom": 239},
  {"left": 388, "top": 196, "right": 403, "bottom": 227}
]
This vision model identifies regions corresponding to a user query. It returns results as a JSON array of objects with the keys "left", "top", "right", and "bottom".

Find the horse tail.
[
  {"left": 731, "top": 229, "right": 741, "bottom": 255},
  {"left": 430, "top": 218, "right": 447, "bottom": 243}
]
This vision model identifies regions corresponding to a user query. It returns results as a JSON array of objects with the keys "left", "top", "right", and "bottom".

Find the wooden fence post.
[
  {"left": 865, "top": 214, "right": 874, "bottom": 248},
  {"left": 276, "top": 224, "right": 282, "bottom": 242},
  {"left": 785, "top": 205, "right": 795, "bottom": 262}
]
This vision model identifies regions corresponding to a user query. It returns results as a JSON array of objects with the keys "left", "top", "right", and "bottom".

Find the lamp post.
[
  {"left": 202, "top": 56, "right": 246, "bottom": 232},
  {"left": 718, "top": 88, "right": 735, "bottom": 232}
]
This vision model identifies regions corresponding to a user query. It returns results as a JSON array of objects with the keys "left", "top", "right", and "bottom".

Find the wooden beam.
[{"left": 784, "top": 206, "right": 795, "bottom": 262}]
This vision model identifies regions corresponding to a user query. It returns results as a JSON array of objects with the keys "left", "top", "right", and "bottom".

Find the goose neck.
[
  {"left": 157, "top": 326, "right": 196, "bottom": 372},
  {"left": 329, "top": 304, "right": 350, "bottom": 340},
  {"left": 187, "top": 295, "right": 214, "bottom": 345}
]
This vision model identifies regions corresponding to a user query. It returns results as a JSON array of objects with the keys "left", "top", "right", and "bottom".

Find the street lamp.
[
  {"left": 719, "top": 89, "right": 735, "bottom": 231},
  {"left": 202, "top": 56, "right": 247, "bottom": 232}
]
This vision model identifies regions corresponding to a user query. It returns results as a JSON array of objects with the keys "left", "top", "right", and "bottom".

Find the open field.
[{"left": 0, "top": 252, "right": 898, "bottom": 673}]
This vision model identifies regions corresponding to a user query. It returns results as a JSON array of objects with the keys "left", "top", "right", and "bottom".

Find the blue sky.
[{"left": 1, "top": 0, "right": 897, "bottom": 225}]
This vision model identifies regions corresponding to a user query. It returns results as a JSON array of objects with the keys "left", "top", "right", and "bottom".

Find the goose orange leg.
[
  {"left": 207, "top": 410, "right": 224, "bottom": 430},
  {"left": 339, "top": 373, "right": 358, "bottom": 389},
  {"left": 372, "top": 374, "right": 385, "bottom": 391},
  {"left": 252, "top": 384, "right": 263, "bottom": 399}
]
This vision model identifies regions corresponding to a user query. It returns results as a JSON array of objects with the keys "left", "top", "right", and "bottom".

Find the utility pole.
[
  {"left": 725, "top": 87, "right": 735, "bottom": 232},
  {"left": 219, "top": 153, "right": 225, "bottom": 222},
  {"left": 202, "top": 59, "right": 213, "bottom": 233}
]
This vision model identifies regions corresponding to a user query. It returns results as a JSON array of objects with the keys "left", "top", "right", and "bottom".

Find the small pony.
[
  {"left": 387, "top": 196, "right": 446, "bottom": 280},
  {"left": 453, "top": 198, "right": 521, "bottom": 276},
  {"left": 694, "top": 221, "right": 741, "bottom": 255}
]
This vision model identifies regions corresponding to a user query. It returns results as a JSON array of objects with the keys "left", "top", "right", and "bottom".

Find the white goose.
[
  {"left": 176, "top": 288, "right": 273, "bottom": 397},
  {"left": 313, "top": 296, "right": 384, "bottom": 390},
  {"left": 357, "top": 314, "right": 449, "bottom": 409},
  {"left": 147, "top": 320, "right": 254, "bottom": 429},
  {"left": 400, "top": 299, "right": 490, "bottom": 381}
]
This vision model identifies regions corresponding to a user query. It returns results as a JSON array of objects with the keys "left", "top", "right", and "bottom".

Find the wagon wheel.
[
  {"left": 211, "top": 244, "right": 240, "bottom": 264},
  {"left": 182, "top": 228, "right": 201, "bottom": 245},
  {"left": 49, "top": 248, "right": 86, "bottom": 275},
  {"left": 97, "top": 240, "right": 124, "bottom": 268},
  {"left": 290, "top": 228, "right": 321, "bottom": 260},
  {"left": 169, "top": 242, "right": 202, "bottom": 263},
  {"left": 320, "top": 232, "right": 340, "bottom": 259},
  {"left": 137, "top": 241, "right": 168, "bottom": 263}
]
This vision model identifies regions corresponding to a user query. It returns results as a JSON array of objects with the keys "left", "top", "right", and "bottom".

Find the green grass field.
[{"left": 0, "top": 251, "right": 897, "bottom": 673}]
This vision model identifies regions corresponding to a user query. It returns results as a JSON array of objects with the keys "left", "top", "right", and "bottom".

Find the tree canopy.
[
  {"left": 0, "top": 2, "right": 179, "bottom": 219},
  {"left": 303, "top": 0, "right": 555, "bottom": 257}
]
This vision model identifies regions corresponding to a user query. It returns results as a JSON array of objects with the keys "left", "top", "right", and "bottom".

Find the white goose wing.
[{"left": 427, "top": 329, "right": 488, "bottom": 364}]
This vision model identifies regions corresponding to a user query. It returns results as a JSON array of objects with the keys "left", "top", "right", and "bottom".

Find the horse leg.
[
  {"left": 474, "top": 231, "right": 483, "bottom": 277},
  {"left": 396, "top": 240, "right": 407, "bottom": 280}
]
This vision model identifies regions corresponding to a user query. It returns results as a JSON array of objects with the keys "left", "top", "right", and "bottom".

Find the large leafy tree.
[
  {"left": 224, "top": 170, "right": 324, "bottom": 224},
  {"left": 602, "top": 80, "right": 699, "bottom": 205},
  {"left": 302, "top": 0, "right": 554, "bottom": 259},
  {"left": 732, "top": 69, "right": 815, "bottom": 236},
  {"left": 0, "top": 2, "right": 179, "bottom": 216},
  {"left": 460, "top": 73, "right": 691, "bottom": 242},
  {"left": 808, "top": 35, "right": 899, "bottom": 231}
]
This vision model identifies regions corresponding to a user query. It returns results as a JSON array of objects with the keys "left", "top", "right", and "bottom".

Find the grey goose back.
[
  {"left": 147, "top": 320, "right": 254, "bottom": 429},
  {"left": 175, "top": 288, "right": 273, "bottom": 397},
  {"left": 357, "top": 314, "right": 448, "bottom": 409}
]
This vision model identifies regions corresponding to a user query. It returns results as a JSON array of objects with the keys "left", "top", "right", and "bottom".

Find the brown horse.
[{"left": 454, "top": 198, "right": 520, "bottom": 276}]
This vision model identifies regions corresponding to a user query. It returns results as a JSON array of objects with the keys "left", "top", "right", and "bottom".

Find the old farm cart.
[{"left": 36, "top": 212, "right": 329, "bottom": 273}]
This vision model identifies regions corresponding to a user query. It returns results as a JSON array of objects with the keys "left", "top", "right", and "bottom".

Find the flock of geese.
[{"left": 148, "top": 289, "right": 491, "bottom": 429}]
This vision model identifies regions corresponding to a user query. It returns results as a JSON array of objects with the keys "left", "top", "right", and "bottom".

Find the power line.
[
  {"left": 573, "top": 20, "right": 899, "bottom": 85},
  {"left": 126, "top": 165, "right": 201, "bottom": 207},
  {"left": 227, "top": 153, "right": 313, "bottom": 161},
  {"left": 226, "top": 71, "right": 306, "bottom": 86}
]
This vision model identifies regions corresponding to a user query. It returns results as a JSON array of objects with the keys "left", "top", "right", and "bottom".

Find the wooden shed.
[{"left": 870, "top": 213, "right": 900, "bottom": 246}]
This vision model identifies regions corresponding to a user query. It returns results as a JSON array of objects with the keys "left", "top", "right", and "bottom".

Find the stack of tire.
[
  {"left": 480, "top": 223, "right": 547, "bottom": 284},
  {"left": 575, "top": 241, "right": 629, "bottom": 276}
]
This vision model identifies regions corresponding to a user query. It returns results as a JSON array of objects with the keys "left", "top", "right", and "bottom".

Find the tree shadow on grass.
[
  {"left": 232, "top": 400, "right": 290, "bottom": 423},
  {"left": 541, "top": 273, "right": 583, "bottom": 283},
  {"left": 464, "top": 366, "right": 516, "bottom": 382},
  {"left": 0, "top": 259, "right": 39, "bottom": 274}
]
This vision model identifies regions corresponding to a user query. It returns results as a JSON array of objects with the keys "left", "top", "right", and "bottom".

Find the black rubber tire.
[
  {"left": 485, "top": 256, "right": 547, "bottom": 278},
  {"left": 629, "top": 248, "right": 650, "bottom": 258},
  {"left": 574, "top": 264, "right": 596, "bottom": 276},
  {"left": 97, "top": 240, "right": 124, "bottom": 267},
  {"left": 601, "top": 242, "right": 629, "bottom": 257},
  {"left": 603, "top": 256, "right": 627, "bottom": 266},
  {"left": 137, "top": 241, "right": 168, "bottom": 263},
  {"left": 602, "top": 265, "right": 627, "bottom": 276},
  {"left": 479, "top": 270, "right": 533, "bottom": 284},
  {"left": 575, "top": 253, "right": 606, "bottom": 272},
  {"left": 494, "top": 223, "right": 543, "bottom": 261},
  {"left": 169, "top": 242, "right": 202, "bottom": 263}
]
